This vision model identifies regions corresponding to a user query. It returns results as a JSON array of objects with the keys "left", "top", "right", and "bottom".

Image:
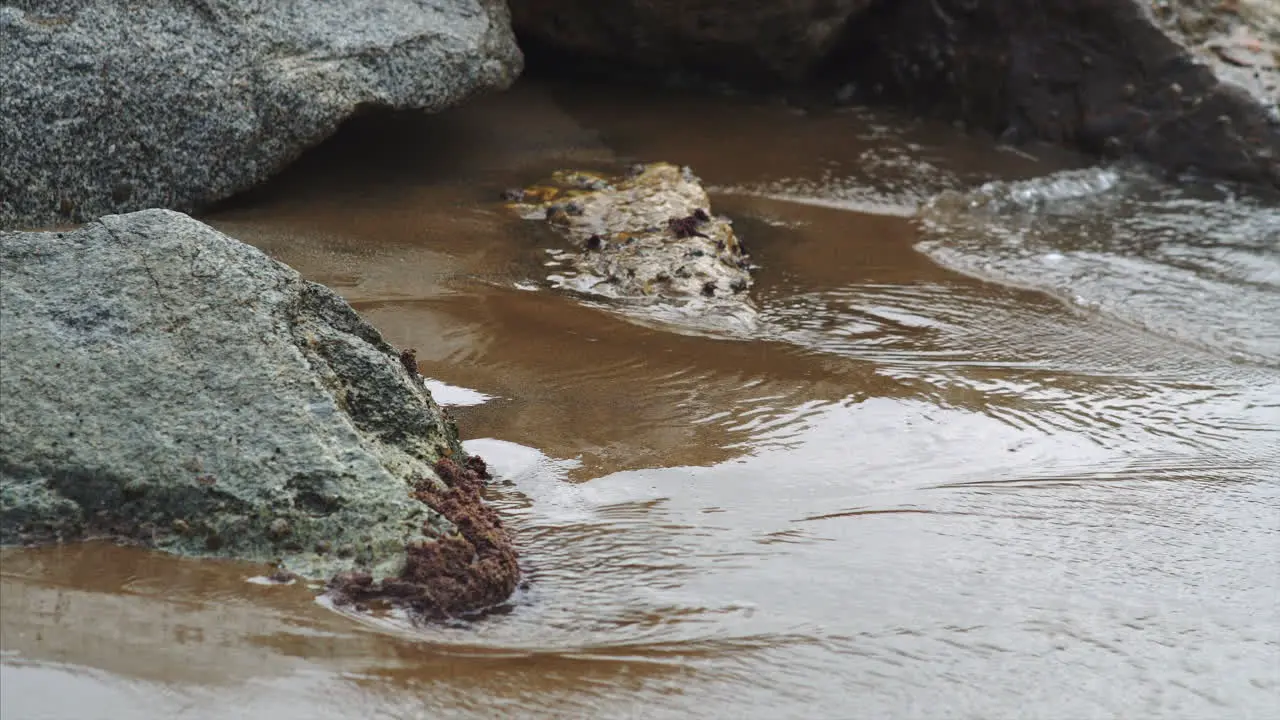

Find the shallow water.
[{"left": 3, "top": 80, "right": 1278, "bottom": 719}]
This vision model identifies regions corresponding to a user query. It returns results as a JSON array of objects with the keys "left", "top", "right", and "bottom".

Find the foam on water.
[{"left": 917, "top": 167, "right": 1280, "bottom": 365}]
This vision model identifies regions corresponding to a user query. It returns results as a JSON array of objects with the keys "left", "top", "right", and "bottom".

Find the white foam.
[{"left": 422, "top": 378, "right": 496, "bottom": 407}]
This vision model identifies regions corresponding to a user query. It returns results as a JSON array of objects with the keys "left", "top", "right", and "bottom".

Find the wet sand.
[{"left": 3, "top": 79, "right": 1277, "bottom": 719}]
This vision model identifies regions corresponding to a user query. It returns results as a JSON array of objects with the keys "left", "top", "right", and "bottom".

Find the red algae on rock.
[{"left": 328, "top": 456, "right": 519, "bottom": 620}]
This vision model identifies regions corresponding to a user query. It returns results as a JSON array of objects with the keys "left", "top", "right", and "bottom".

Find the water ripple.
[{"left": 918, "top": 167, "right": 1280, "bottom": 365}]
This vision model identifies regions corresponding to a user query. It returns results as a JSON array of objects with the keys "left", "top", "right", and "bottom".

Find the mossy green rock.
[{"left": 0, "top": 210, "right": 463, "bottom": 580}]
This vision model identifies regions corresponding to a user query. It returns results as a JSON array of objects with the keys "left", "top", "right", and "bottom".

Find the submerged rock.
[
  {"left": 506, "top": 162, "right": 756, "bottom": 308},
  {"left": 0, "top": 210, "right": 517, "bottom": 617},
  {"left": 0, "top": 1, "right": 522, "bottom": 229}
]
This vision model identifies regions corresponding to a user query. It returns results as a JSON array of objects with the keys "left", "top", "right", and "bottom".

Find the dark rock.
[
  {"left": 825, "top": 0, "right": 1280, "bottom": 188},
  {"left": 509, "top": 0, "right": 875, "bottom": 83}
]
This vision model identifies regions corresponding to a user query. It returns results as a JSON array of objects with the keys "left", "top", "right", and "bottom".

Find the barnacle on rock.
[
  {"left": 502, "top": 162, "right": 755, "bottom": 308},
  {"left": 668, "top": 213, "right": 709, "bottom": 239}
]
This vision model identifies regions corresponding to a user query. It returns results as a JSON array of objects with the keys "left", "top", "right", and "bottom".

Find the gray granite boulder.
[
  {"left": 0, "top": 0, "right": 522, "bottom": 229},
  {"left": 0, "top": 210, "right": 518, "bottom": 615}
]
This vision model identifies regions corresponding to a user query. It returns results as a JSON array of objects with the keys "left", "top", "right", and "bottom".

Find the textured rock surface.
[
  {"left": 0, "top": 0, "right": 521, "bottom": 229},
  {"left": 0, "top": 210, "right": 517, "bottom": 615},
  {"left": 510, "top": 0, "right": 874, "bottom": 83},
  {"left": 829, "top": 0, "right": 1280, "bottom": 188},
  {"left": 506, "top": 163, "right": 756, "bottom": 306},
  {"left": 1151, "top": 0, "right": 1280, "bottom": 107}
]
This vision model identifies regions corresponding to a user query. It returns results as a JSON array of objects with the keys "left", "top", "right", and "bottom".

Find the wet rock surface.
[
  {"left": 0, "top": 0, "right": 522, "bottom": 229},
  {"left": 828, "top": 0, "right": 1280, "bottom": 188},
  {"left": 0, "top": 209, "right": 517, "bottom": 616},
  {"left": 509, "top": 0, "right": 875, "bottom": 83},
  {"left": 505, "top": 162, "right": 756, "bottom": 312}
]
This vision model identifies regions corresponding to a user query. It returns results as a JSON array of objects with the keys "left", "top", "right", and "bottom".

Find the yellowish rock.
[{"left": 506, "top": 162, "right": 755, "bottom": 303}]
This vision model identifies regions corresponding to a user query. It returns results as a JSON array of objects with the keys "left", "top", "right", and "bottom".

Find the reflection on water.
[{"left": 3, "top": 80, "right": 1278, "bottom": 719}]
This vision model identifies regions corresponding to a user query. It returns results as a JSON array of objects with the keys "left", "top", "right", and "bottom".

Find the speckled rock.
[
  {"left": 1151, "top": 0, "right": 1279, "bottom": 111},
  {"left": 0, "top": 210, "right": 514, "bottom": 607},
  {"left": 0, "top": 0, "right": 521, "bottom": 229},
  {"left": 506, "top": 163, "right": 756, "bottom": 315}
]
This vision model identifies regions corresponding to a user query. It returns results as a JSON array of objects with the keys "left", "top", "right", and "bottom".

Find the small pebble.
[{"left": 268, "top": 518, "right": 291, "bottom": 539}]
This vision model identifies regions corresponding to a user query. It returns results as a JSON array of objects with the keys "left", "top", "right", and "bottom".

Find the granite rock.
[
  {"left": 0, "top": 210, "right": 517, "bottom": 616},
  {"left": 0, "top": 0, "right": 522, "bottom": 229}
]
